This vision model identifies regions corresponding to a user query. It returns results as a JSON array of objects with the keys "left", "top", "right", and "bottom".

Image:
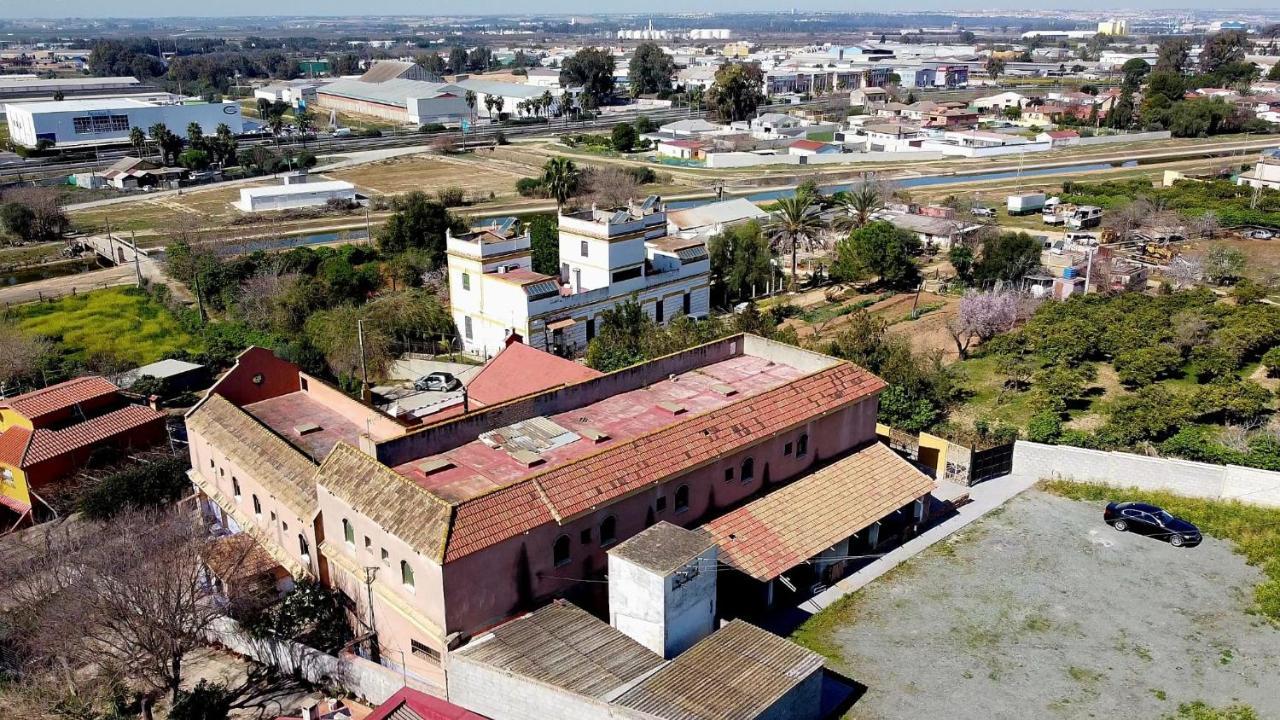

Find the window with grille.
[{"left": 411, "top": 639, "right": 441, "bottom": 662}]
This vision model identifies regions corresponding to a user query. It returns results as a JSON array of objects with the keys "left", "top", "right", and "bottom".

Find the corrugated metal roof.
[
  {"left": 665, "top": 199, "right": 767, "bottom": 231},
  {"left": 453, "top": 600, "right": 664, "bottom": 698},
  {"left": 613, "top": 620, "right": 824, "bottom": 720}
]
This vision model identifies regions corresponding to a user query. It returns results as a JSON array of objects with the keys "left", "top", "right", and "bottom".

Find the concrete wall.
[
  {"left": 208, "top": 615, "right": 419, "bottom": 705},
  {"left": 447, "top": 653, "right": 657, "bottom": 720},
  {"left": 608, "top": 545, "right": 717, "bottom": 659},
  {"left": 704, "top": 150, "right": 944, "bottom": 168},
  {"left": 756, "top": 670, "right": 824, "bottom": 720},
  {"left": 1072, "top": 130, "right": 1171, "bottom": 146},
  {"left": 1013, "top": 441, "right": 1280, "bottom": 507}
]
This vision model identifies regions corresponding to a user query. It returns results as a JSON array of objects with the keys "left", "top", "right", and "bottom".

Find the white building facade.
[
  {"left": 5, "top": 98, "right": 245, "bottom": 148},
  {"left": 448, "top": 197, "right": 711, "bottom": 358}
]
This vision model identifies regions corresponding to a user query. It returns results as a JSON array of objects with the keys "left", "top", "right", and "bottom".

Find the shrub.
[
  {"left": 624, "top": 166, "right": 658, "bottom": 185},
  {"left": 76, "top": 456, "right": 192, "bottom": 520},
  {"left": 419, "top": 123, "right": 447, "bottom": 133},
  {"left": 515, "top": 177, "right": 546, "bottom": 197},
  {"left": 1263, "top": 346, "right": 1280, "bottom": 377},
  {"left": 1113, "top": 344, "right": 1183, "bottom": 387},
  {"left": 169, "top": 680, "right": 233, "bottom": 720},
  {"left": 435, "top": 186, "right": 466, "bottom": 207},
  {"left": 1026, "top": 410, "right": 1063, "bottom": 443}
]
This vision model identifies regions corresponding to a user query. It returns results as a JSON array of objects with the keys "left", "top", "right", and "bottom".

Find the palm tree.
[
  {"left": 464, "top": 90, "right": 477, "bottom": 124},
  {"left": 128, "top": 126, "right": 146, "bottom": 159},
  {"left": 256, "top": 97, "right": 271, "bottom": 120},
  {"left": 484, "top": 95, "right": 496, "bottom": 119},
  {"left": 186, "top": 122, "right": 204, "bottom": 150},
  {"left": 835, "top": 174, "right": 885, "bottom": 232},
  {"left": 267, "top": 113, "right": 286, "bottom": 149},
  {"left": 493, "top": 96, "right": 505, "bottom": 118},
  {"left": 559, "top": 90, "right": 573, "bottom": 119},
  {"left": 540, "top": 90, "right": 554, "bottom": 117},
  {"left": 767, "top": 194, "right": 827, "bottom": 291},
  {"left": 542, "top": 156, "right": 579, "bottom": 211}
]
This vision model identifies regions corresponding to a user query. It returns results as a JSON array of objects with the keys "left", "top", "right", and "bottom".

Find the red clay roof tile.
[
  {"left": 1, "top": 376, "right": 120, "bottom": 423},
  {"left": 442, "top": 362, "right": 884, "bottom": 562},
  {"left": 23, "top": 405, "right": 166, "bottom": 466},
  {"left": 466, "top": 342, "right": 602, "bottom": 407}
]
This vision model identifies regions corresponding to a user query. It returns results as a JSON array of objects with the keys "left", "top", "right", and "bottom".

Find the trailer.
[{"left": 1007, "top": 192, "right": 1046, "bottom": 216}]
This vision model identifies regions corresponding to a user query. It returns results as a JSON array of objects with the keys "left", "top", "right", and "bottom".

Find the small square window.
[
  {"left": 300, "top": 377, "right": 309, "bottom": 391},
  {"left": 580, "top": 528, "right": 592, "bottom": 545},
  {"left": 784, "top": 442, "right": 794, "bottom": 456},
  {"left": 655, "top": 496, "right": 667, "bottom": 512},
  {"left": 724, "top": 467, "right": 734, "bottom": 483},
  {"left": 580, "top": 240, "right": 589, "bottom": 257}
]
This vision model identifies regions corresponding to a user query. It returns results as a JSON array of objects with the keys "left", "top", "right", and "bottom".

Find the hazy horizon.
[{"left": 3, "top": 1, "right": 1279, "bottom": 21}]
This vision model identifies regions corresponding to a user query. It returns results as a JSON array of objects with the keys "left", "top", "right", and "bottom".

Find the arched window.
[
  {"left": 553, "top": 535, "right": 572, "bottom": 567},
  {"left": 600, "top": 516, "right": 618, "bottom": 547},
  {"left": 797, "top": 433, "right": 809, "bottom": 458},
  {"left": 342, "top": 519, "right": 354, "bottom": 545},
  {"left": 675, "top": 484, "right": 690, "bottom": 513},
  {"left": 401, "top": 560, "right": 415, "bottom": 588},
  {"left": 252, "top": 494, "right": 262, "bottom": 516},
  {"left": 741, "top": 457, "right": 754, "bottom": 483},
  {"left": 299, "top": 534, "right": 310, "bottom": 559}
]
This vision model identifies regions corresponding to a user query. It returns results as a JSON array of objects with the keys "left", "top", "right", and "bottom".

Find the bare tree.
[
  {"left": 1187, "top": 210, "right": 1220, "bottom": 239},
  {"left": 1166, "top": 254, "right": 1205, "bottom": 289},
  {"left": 0, "top": 321, "right": 52, "bottom": 394},
  {"left": 0, "top": 508, "right": 228, "bottom": 707},
  {"left": 580, "top": 165, "right": 640, "bottom": 209},
  {"left": 236, "top": 271, "right": 301, "bottom": 331}
]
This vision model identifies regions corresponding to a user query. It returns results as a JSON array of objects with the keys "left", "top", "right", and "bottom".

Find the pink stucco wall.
[{"left": 439, "top": 397, "right": 876, "bottom": 637}]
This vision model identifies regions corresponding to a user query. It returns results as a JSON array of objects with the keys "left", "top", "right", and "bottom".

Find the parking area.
[
  {"left": 373, "top": 357, "right": 482, "bottom": 419},
  {"left": 798, "top": 489, "right": 1280, "bottom": 720}
]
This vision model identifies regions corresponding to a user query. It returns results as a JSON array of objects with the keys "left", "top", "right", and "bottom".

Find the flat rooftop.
[
  {"left": 7, "top": 97, "right": 156, "bottom": 113},
  {"left": 392, "top": 354, "right": 807, "bottom": 504},
  {"left": 239, "top": 180, "right": 356, "bottom": 199},
  {"left": 244, "top": 391, "right": 371, "bottom": 463}
]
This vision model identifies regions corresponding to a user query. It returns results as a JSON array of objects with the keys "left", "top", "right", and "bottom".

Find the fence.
[
  {"left": 877, "top": 423, "right": 1015, "bottom": 486},
  {"left": 1013, "top": 441, "right": 1280, "bottom": 508}
]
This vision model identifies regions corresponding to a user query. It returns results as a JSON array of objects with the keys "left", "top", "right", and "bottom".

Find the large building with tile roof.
[
  {"left": 0, "top": 376, "right": 167, "bottom": 524},
  {"left": 188, "top": 334, "right": 935, "bottom": 697},
  {"left": 447, "top": 197, "right": 711, "bottom": 358}
]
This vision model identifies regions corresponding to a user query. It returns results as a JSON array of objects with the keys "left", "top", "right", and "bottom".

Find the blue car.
[{"left": 1104, "top": 502, "right": 1202, "bottom": 548}]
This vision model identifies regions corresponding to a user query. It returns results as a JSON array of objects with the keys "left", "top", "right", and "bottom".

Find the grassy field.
[
  {"left": 327, "top": 153, "right": 527, "bottom": 200},
  {"left": 9, "top": 286, "right": 198, "bottom": 365},
  {"left": 1041, "top": 480, "right": 1280, "bottom": 623}
]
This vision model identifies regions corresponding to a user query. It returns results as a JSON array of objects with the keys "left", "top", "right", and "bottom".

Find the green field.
[{"left": 11, "top": 287, "right": 199, "bottom": 366}]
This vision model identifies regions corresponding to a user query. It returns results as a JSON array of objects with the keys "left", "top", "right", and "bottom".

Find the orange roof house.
[{"left": 0, "top": 376, "right": 167, "bottom": 524}]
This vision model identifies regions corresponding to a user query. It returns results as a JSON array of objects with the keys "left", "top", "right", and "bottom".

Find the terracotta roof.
[
  {"left": 453, "top": 600, "right": 664, "bottom": 698},
  {"left": 702, "top": 442, "right": 933, "bottom": 582},
  {"left": 0, "top": 426, "right": 33, "bottom": 467},
  {"left": 206, "top": 533, "right": 281, "bottom": 582},
  {"left": 1045, "top": 130, "right": 1080, "bottom": 139},
  {"left": 23, "top": 405, "right": 165, "bottom": 466},
  {"left": 366, "top": 688, "right": 487, "bottom": 720},
  {"left": 316, "top": 443, "right": 454, "bottom": 563},
  {"left": 788, "top": 139, "right": 827, "bottom": 151},
  {"left": 466, "top": 341, "right": 602, "bottom": 407},
  {"left": 186, "top": 394, "right": 319, "bottom": 517},
  {"left": 0, "top": 376, "right": 120, "bottom": 423},
  {"left": 613, "top": 620, "right": 824, "bottom": 720},
  {"left": 443, "top": 361, "right": 883, "bottom": 561}
]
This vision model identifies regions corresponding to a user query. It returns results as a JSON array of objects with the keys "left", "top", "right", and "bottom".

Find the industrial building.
[
  {"left": 235, "top": 180, "right": 358, "bottom": 212},
  {"left": 4, "top": 98, "right": 245, "bottom": 148},
  {"left": 316, "top": 78, "right": 469, "bottom": 126}
]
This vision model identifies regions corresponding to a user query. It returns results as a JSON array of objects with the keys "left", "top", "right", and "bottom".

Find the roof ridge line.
[{"left": 450, "top": 361, "right": 857, "bottom": 511}]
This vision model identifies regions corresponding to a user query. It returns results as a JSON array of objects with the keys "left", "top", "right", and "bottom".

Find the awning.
[
  {"left": 546, "top": 318, "right": 577, "bottom": 331},
  {"left": 701, "top": 443, "right": 934, "bottom": 582}
]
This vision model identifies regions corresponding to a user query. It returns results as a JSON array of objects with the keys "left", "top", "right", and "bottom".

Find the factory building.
[{"left": 4, "top": 98, "right": 245, "bottom": 148}]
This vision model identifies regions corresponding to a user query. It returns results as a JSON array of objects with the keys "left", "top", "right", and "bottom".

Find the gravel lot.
[{"left": 818, "top": 490, "right": 1280, "bottom": 719}]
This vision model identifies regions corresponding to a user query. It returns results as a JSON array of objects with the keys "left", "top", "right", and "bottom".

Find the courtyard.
[{"left": 792, "top": 488, "right": 1280, "bottom": 720}]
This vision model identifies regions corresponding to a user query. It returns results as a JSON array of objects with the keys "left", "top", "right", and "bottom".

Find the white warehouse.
[
  {"left": 4, "top": 98, "right": 246, "bottom": 148},
  {"left": 235, "top": 180, "right": 357, "bottom": 212}
]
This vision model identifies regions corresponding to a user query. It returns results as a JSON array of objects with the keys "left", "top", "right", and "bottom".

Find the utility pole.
[
  {"left": 357, "top": 318, "right": 370, "bottom": 402},
  {"left": 363, "top": 567, "right": 380, "bottom": 663},
  {"left": 131, "top": 230, "right": 142, "bottom": 286}
]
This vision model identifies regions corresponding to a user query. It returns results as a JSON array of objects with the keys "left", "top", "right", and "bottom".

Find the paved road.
[{"left": 0, "top": 254, "right": 169, "bottom": 307}]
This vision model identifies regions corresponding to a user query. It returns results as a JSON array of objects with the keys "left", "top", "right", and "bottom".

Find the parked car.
[
  {"left": 971, "top": 206, "right": 996, "bottom": 218},
  {"left": 1104, "top": 501, "right": 1202, "bottom": 547},
  {"left": 1246, "top": 228, "right": 1274, "bottom": 240},
  {"left": 414, "top": 372, "right": 461, "bottom": 392}
]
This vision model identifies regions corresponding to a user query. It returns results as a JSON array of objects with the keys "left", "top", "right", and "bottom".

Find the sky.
[{"left": 2, "top": 1, "right": 1277, "bottom": 19}]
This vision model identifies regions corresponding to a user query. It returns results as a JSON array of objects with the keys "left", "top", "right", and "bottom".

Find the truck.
[
  {"left": 1007, "top": 192, "right": 1046, "bottom": 216},
  {"left": 1066, "top": 205, "right": 1103, "bottom": 230}
]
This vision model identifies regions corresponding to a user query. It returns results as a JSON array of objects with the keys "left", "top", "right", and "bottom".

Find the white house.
[
  {"left": 973, "top": 91, "right": 1030, "bottom": 112},
  {"left": 788, "top": 139, "right": 841, "bottom": 156},
  {"left": 447, "top": 197, "right": 711, "bottom": 357},
  {"left": 875, "top": 211, "right": 983, "bottom": 251},
  {"left": 1036, "top": 130, "right": 1081, "bottom": 147},
  {"left": 666, "top": 198, "right": 769, "bottom": 238},
  {"left": 657, "top": 139, "right": 706, "bottom": 160},
  {"left": 1237, "top": 152, "right": 1280, "bottom": 191}
]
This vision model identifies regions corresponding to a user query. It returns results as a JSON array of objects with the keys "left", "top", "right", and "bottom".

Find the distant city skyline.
[{"left": 2, "top": 1, "right": 1278, "bottom": 20}]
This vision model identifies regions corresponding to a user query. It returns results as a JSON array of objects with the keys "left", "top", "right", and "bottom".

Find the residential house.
[
  {"left": 1, "top": 376, "right": 167, "bottom": 525},
  {"left": 924, "top": 108, "right": 980, "bottom": 129},
  {"left": 190, "top": 332, "right": 934, "bottom": 692},
  {"left": 849, "top": 86, "right": 889, "bottom": 107},
  {"left": 656, "top": 138, "right": 707, "bottom": 160},
  {"left": 1037, "top": 129, "right": 1081, "bottom": 147},
  {"left": 973, "top": 91, "right": 1031, "bottom": 112},
  {"left": 99, "top": 156, "right": 186, "bottom": 190},
  {"left": 749, "top": 112, "right": 806, "bottom": 138},
  {"left": 1237, "top": 151, "right": 1280, "bottom": 191},
  {"left": 788, "top": 139, "right": 841, "bottom": 157},
  {"left": 447, "top": 196, "right": 711, "bottom": 356},
  {"left": 666, "top": 198, "right": 769, "bottom": 239},
  {"left": 875, "top": 210, "right": 982, "bottom": 251}
]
